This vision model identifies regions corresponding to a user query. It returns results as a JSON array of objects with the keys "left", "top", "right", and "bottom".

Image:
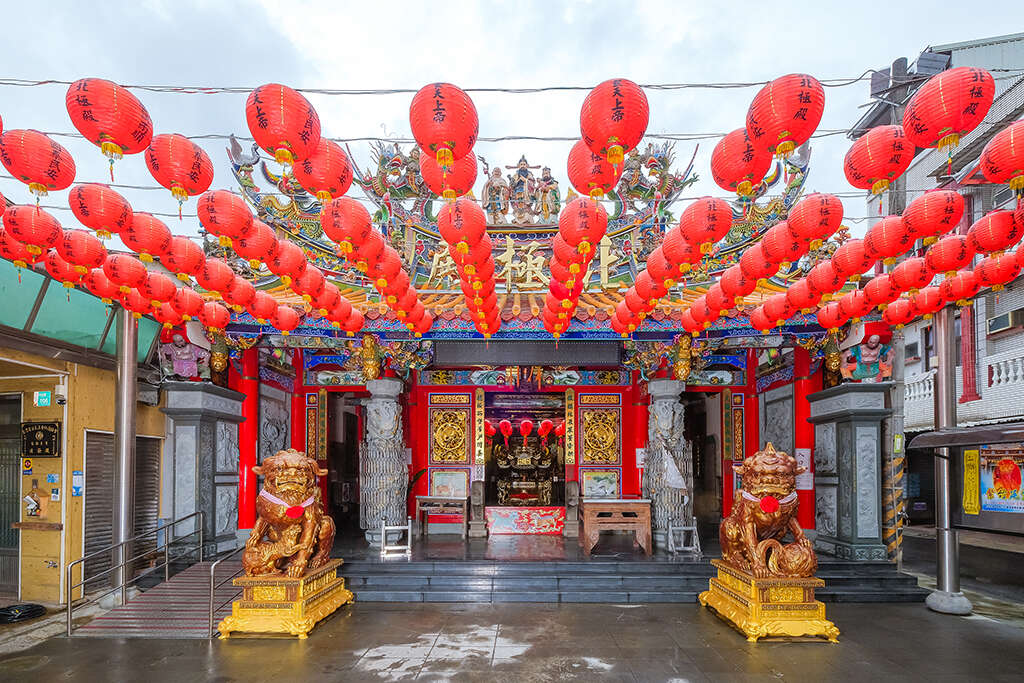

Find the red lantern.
[
  {"left": 3, "top": 205, "right": 61, "bottom": 255},
  {"left": 145, "top": 134, "right": 214, "bottom": 208},
  {"left": 321, "top": 197, "right": 373, "bottom": 257},
  {"left": 141, "top": 272, "right": 177, "bottom": 308},
  {"left": 68, "top": 183, "right": 133, "bottom": 239},
  {"left": 980, "top": 120, "right": 1024, "bottom": 192},
  {"left": 940, "top": 270, "right": 979, "bottom": 307},
  {"left": 232, "top": 219, "right": 278, "bottom": 270},
  {"left": 171, "top": 286, "right": 204, "bottom": 321},
  {"left": 371, "top": 247, "right": 404, "bottom": 290},
  {"left": 120, "top": 288, "right": 153, "bottom": 319},
  {"left": 720, "top": 264, "right": 757, "bottom": 300},
  {"left": 680, "top": 308, "right": 702, "bottom": 337},
  {"left": 199, "top": 301, "right": 232, "bottom": 331},
  {"left": 661, "top": 229, "right": 702, "bottom": 275},
  {"left": 122, "top": 212, "right": 172, "bottom": 262},
  {"left": 902, "top": 67, "right": 994, "bottom": 154},
  {"left": 197, "top": 190, "right": 254, "bottom": 247},
  {"left": 843, "top": 125, "right": 913, "bottom": 195},
  {"left": 644, "top": 247, "right": 678, "bottom": 288},
  {"left": 224, "top": 276, "right": 256, "bottom": 313},
  {"left": 325, "top": 295, "right": 352, "bottom": 328},
  {"left": 412, "top": 312, "right": 433, "bottom": 338},
  {"left": 420, "top": 151, "right": 477, "bottom": 200},
  {"left": 246, "top": 83, "right": 321, "bottom": 166},
  {"left": 614, "top": 300, "right": 641, "bottom": 333},
  {"left": 807, "top": 261, "right": 843, "bottom": 299},
  {"left": 760, "top": 221, "right": 804, "bottom": 268},
  {"left": 57, "top": 229, "right": 107, "bottom": 274},
  {"left": 689, "top": 295, "right": 712, "bottom": 329},
  {"left": 519, "top": 419, "right": 534, "bottom": 438},
  {"left": 313, "top": 282, "right": 341, "bottom": 316},
  {"left": 787, "top": 193, "right": 843, "bottom": 249},
  {"left": 816, "top": 302, "right": 848, "bottom": 330},
  {"left": 786, "top": 278, "right": 819, "bottom": 313},
  {"left": 911, "top": 286, "right": 946, "bottom": 319},
  {"left": 882, "top": 298, "right": 915, "bottom": 329},
  {"left": 967, "top": 210, "right": 1021, "bottom": 255},
  {"left": 762, "top": 293, "right": 792, "bottom": 327},
  {"left": 272, "top": 306, "right": 302, "bottom": 336},
  {"left": 292, "top": 265, "right": 326, "bottom": 303},
  {"left": 625, "top": 287, "right": 653, "bottom": 317},
  {"left": 65, "top": 78, "right": 152, "bottom": 179},
  {"left": 342, "top": 309, "right": 364, "bottom": 337},
  {"left": 580, "top": 78, "right": 649, "bottom": 166},
  {"left": 292, "top": 138, "right": 353, "bottom": 203},
  {"left": 902, "top": 190, "right": 964, "bottom": 245},
  {"left": 559, "top": 197, "right": 608, "bottom": 256},
  {"left": 409, "top": 83, "right": 478, "bottom": 168},
  {"left": 538, "top": 420, "right": 554, "bottom": 438},
  {"left": 0, "top": 130, "right": 76, "bottom": 198},
  {"left": 83, "top": 268, "right": 120, "bottom": 303},
  {"left": 678, "top": 197, "right": 733, "bottom": 253},
  {"left": 890, "top": 257, "right": 933, "bottom": 294},
  {"left": 740, "top": 242, "right": 777, "bottom": 283},
  {"left": 247, "top": 290, "right": 278, "bottom": 324},
  {"left": 711, "top": 128, "right": 772, "bottom": 198},
  {"left": 44, "top": 249, "right": 83, "bottom": 288},
  {"left": 749, "top": 306, "right": 775, "bottom": 334},
  {"left": 196, "top": 258, "right": 236, "bottom": 298},
  {"left": 706, "top": 283, "right": 734, "bottom": 316},
  {"left": 975, "top": 253, "right": 1020, "bottom": 292},
  {"left": 746, "top": 74, "right": 825, "bottom": 158},
  {"left": 831, "top": 238, "right": 873, "bottom": 281},
  {"left": 153, "top": 302, "right": 184, "bottom": 329},
  {"left": 567, "top": 139, "right": 622, "bottom": 198},
  {"left": 0, "top": 226, "right": 41, "bottom": 271},
  {"left": 103, "top": 254, "right": 147, "bottom": 293},
  {"left": 268, "top": 240, "right": 307, "bottom": 286},
  {"left": 635, "top": 270, "right": 668, "bottom": 306},
  {"left": 925, "top": 234, "right": 975, "bottom": 278},
  {"left": 863, "top": 273, "right": 899, "bottom": 311},
  {"left": 162, "top": 236, "right": 206, "bottom": 282},
  {"left": 498, "top": 419, "right": 513, "bottom": 445},
  {"left": 437, "top": 198, "right": 488, "bottom": 257},
  {"left": 864, "top": 215, "right": 911, "bottom": 265},
  {"left": 838, "top": 289, "right": 872, "bottom": 322}
]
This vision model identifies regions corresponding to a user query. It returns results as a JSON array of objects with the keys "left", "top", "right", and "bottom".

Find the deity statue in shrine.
[
  {"left": 480, "top": 160, "right": 510, "bottom": 224},
  {"left": 160, "top": 332, "right": 211, "bottom": 381},
  {"left": 533, "top": 166, "right": 561, "bottom": 221}
]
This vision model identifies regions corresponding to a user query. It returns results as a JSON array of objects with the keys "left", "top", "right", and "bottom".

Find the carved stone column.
[
  {"left": 643, "top": 379, "right": 693, "bottom": 548},
  {"left": 361, "top": 378, "right": 406, "bottom": 546}
]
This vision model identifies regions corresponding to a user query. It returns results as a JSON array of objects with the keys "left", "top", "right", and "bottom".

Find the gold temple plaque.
[{"left": 430, "top": 408, "right": 470, "bottom": 463}]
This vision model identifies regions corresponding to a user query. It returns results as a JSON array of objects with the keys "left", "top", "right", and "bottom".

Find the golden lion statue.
[
  {"left": 242, "top": 449, "right": 335, "bottom": 577},
  {"left": 719, "top": 443, "right": 817, "bottom": 578}
]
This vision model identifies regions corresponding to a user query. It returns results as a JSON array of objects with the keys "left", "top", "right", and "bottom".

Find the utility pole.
[{"left": 113, "top": 307, "right": 137, "bottom": 604}]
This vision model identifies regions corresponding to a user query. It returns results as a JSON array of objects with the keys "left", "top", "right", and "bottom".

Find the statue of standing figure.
[{"left": 480, "top": 158, "right": 510, "bottom": 224}]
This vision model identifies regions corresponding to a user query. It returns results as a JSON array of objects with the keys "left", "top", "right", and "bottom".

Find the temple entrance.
[
  {"left": 483, "top": 392, "right": 565, "bottom": 508},
  {"left": 326, "top": 392, "right": 362, "bottom": 538}
]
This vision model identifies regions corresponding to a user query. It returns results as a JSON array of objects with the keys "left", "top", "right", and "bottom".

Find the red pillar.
[
  {"left": 237, "top": 348, "right": 260, "bottom": 530},
  {"left": 793, "top": 346, "right": 819, "bottom": 529},
  {"left": 290, "top": 349, "right": 305, "bottom": 451},
  {"left": 744, "top": 348, "right": 760, "bottom": 457}
]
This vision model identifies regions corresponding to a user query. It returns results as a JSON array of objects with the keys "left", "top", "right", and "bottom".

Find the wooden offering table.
[
  {"left": 581, "top": 498, "right": 652, "bottom": 555},
  {"left": 414, "top": 495, "right": 469, "bottom": 539}
]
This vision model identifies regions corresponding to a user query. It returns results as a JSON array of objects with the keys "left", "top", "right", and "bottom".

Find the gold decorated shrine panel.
[
  {"left": 578, "top": 406, "right": 621, "bottom": 465},
  {"left": 429, "top": 407, "right": 471, "bottom": 464}
]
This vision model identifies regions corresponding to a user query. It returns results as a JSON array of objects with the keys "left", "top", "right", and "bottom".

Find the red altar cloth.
[{"left": 485, "top": 506, "right": 565, "bottom": 535}]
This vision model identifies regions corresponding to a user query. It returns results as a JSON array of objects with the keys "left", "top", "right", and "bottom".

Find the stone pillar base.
[
  {"left": 814, "top": 536, "right": 888, "bottom": 561},
  {"left": 926, "top": 590, "right": 973, "bottom": 615},
  {"left": 468, "top": 521, "right": 487, "bottom": 538}
]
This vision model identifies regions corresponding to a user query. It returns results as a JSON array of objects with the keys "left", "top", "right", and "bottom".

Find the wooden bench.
[
  {"left": 414, "top": 495, "right": 469, "bottom": 539},
  {"left": 581, "top": 498, "right": 652, "bottom": 555}
]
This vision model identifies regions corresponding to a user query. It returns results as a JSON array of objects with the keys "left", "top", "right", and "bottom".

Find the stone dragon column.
[
  {"left": 642, "top": 379, "right": 693, "bottom": 548},
  {"left": 361, "top": 378, "right": 406, "bottom": 546}
]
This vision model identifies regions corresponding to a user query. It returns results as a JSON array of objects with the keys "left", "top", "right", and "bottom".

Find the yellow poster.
[{"left": 963, "top": 449, "right": 980, "bottom": 515}]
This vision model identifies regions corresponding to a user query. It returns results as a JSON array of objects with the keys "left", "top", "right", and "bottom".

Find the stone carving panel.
[
  {"left": 259, "top": 395, "right": 289, "bottom": 462},
  {"left": 816, "top": 486, "right": 837, "bottom": 537},
  {"left": 814, "top": 422, "right": 836, "bottom": 474},
  {"left": 837, "top": 423, "right": 852, "bottom": 539},
  {"left": 215, "top": 486, "right": 237, "bottom": 536},
  {"left": 762, "top": 398, "right": 794, "bottom": 456},
  {"left": 215, "top": 421, "right": 238, "bottom": 473},
  {"left": 855, "top": 425, "right": 879, "bottom": 536},
  {"left": 644, "top": 388, "right": 693, "bottom": 532}
]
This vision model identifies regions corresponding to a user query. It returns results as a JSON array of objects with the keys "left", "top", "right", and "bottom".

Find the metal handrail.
[
  {"left": 208, "top": 544, "right": 245, "bottom": 638},
  {"left": 66, "top": 511, "right": 205, "bottom": 636}
]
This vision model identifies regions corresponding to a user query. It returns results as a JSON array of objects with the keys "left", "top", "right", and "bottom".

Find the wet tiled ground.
[{"left": 2, "top": 601, "right": 1022, "bottom": 681}]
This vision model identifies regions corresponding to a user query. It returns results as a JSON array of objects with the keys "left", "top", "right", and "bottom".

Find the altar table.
[
  {"left": 581, "top": 498, "right": 652, "bottom": 555},
  {"left": 414, "top": 495, "right": 468, "bottom": 539}
]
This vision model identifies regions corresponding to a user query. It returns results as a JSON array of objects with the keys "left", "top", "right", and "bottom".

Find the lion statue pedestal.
[
  {"left": 698, "top": 443, "right": 838, "bottom": 643},
  {"left": 217, "top": 449, "right": 353, "bottom": 639}
]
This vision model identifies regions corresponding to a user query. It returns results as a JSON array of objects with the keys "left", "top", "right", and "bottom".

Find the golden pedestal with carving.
[
  {"left": 217, "top": 559, "right": 353, "bottom": 639},
  {"left": 698, "top": 560, "right": 839, "bottom": 643}
]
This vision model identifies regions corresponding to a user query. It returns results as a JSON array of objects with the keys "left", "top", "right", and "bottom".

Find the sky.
[{"left": 0, "top": 0, "right": 1019, "bottom": 250}]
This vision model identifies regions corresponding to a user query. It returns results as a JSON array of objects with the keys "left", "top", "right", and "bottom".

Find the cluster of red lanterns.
[
  {"left": 545, "top": 198, "right": 608, "bottom": 339},
  {"left": 410, "top": 82, "right": 479, "bottom": 195},
  {"left": 438, "top": 198, "right": 500, "bottom": 337},
  {"left": 484, "top": 418, "right": 564, "bottom": 447}
]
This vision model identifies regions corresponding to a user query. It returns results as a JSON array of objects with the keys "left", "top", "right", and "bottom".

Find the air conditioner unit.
[{"left": 987, "top": 309, "right": 1024, "bottom": 334}]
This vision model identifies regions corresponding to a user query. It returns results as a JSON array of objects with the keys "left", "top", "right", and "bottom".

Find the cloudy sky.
[{"left": 0, "top": 0, "right": 1017, "bottom": 249}]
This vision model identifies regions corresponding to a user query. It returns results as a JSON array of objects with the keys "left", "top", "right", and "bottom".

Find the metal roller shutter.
[
  {"left": 132, "top": 436, "right": 161, "bottom": 572},
  {"left": 0, "top": 394, "right": 20, "bottom": 595}
]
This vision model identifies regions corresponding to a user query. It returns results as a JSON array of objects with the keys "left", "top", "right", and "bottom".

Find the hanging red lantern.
[
  {"left": 843, "top": 125, "right": 913, "bottom": 196},
  {"left": 816, "top": 301, "right": 848, "bottom": 330},
  {"left": 785, "top": 278, "right": 819, "bottom": 313},
  {"left": 689, "top": 295, "right": 713, "bottom": 329},
  {"left": 625, "top": 287, "right": 653, "bottom": 317},
  {"left": 412, "top": 313, "right": 433, "bottom": 338},
  {"left": 711, "top": 128, "right": 772, "bottom": 198},
  {"left": 437, "top": 197, "right": 487, "bottom": 257},
  {"left": 939, "top": 270, "right": 979, "bottom": 307},
  {"left": 551, "top": 233, "right": 588, "bottom": 271},
  {"left": 292, "top": 138, "right": 353, "bottom": 203},
  {"left": 247, "top": 290, "right": 278, "bottom": 324},
  {"left": 740, "top": 242, "right": 777, "bottom": 283},
  {"left": 580, "top": 78, "right": 649, "bottom": 166},
  {"left": 614, "top": 300, "right": 641, "bottom": 333},
  {"left": 976, "top": 253, "right": 1021, "bottom": 292},
  {"left": 911, "top": 286, "right": 946, "bottom": 319},
  {"left": 925, "top": 234, "right": 975, "bottom": 278},
  {"left": 720, "top": 264, "right": 757, "bottom": 300},
  {"left": 3, "top": 205, "right": 61, "bottom": 255},
  {"left": 162, "top": 236, "right": 206, "bottom": 283},
  {"left": 760, "top": 221, "right": 804, "bottom": 268},
  {"left": 224, "top": 276, "right": 256, "bottom": 313},
  {"left": 609, "top": 311, "right": 629, "bottom": 338},
  {"left": 325, "top": 295, "right": 352, "bottom": 327},
  {"left": 706, "top": 283, "right": 735, "bottom": 316},
  {"left": 967, "top": 209, "right": 1021, "bottom": 255},
  {"left": 197, "top": 190, "right": 254, "bottom": 247},
  {"left": 272, "top": 306, "right": 302, "bottom": 336},
  {"left": 559, "top": 197, "right": 608, "bottom": 256},
  {"left": 196, "top": 258, "right": 236, "bottom": 298},
  {"left": 420, "top": 150, "right": 477, "bottom": 200},
  {"left": 145, "top": 133, "right": 214, "bottom": 210},
  {"left": 661, "top": 229, "right": 702, "bottom": 275},
  {"left": 864, "top": 215, "right": 911, "bottom": 265},
  {"left": 370, "top": 247, "right": 404, "bottom": 289},
  {"left": 635, "top": 270, "right": 668, "bottom": 306},
  {"left": 745, "top": 74, "right": 825, "bottom": 158},
  {"left": 749, "top": 306, "right": 775, "bottom": 334},
  {"left": 409, "top": 83, "right": 478, "bottom": 169},
  {"left": 831, "top": 238, "right": 873, "bottom": 281},
  {"left": 483, "top": 420, "right": 497, "bottom": 439},
  {"left": 882, "top": 298, "right": 915, "bottom": 329},
  {"left": 863, "top": 273, "right": 899, "bottom": 311},
  {"left": 980, "top": 120, "right": 1024, "bottom": 193},
  {"left": 838, "top": 289, "right": 872, "bottom": 322},
  {"left": 678, "top": 197, "right": 733, "bottom": 253},
  {"left": 0, "top": 226, "right": 41, "bottom": 271},
  {"left": 680, "top": 308, "right": 702, "bottom": 337},
  {"left": 890, "top": 257, "right": 934, "bottom": 294},
  {"left": 268, "top": 240, "right": 307, "bottom": 286},
  {"left": 44, "top": 249, "right": 83, "bottom": 288},
  {"left": 342, "top": 309, "right": 364, "bottom": 337},
  {"left": 103, "top": 254, "right": 147, "bottom": 293},
  {"left": 538, "top": 420, "right": 554, "bottom": 438},
  {"left": 246, "top": 83, "right": 321, "bottom": 166},
  {"left": 68, "top": 183, "right": 133, "bottom": 239},
  {"left": 313, "top": 282, "right": 341, "bottom": 316},
  {"left": 122, "top": 212, "right": 172, "bottom": 262},
  {"left": 902, "top": 67, "right": 994, "bottom": 157},
  {"left": 645, "top": 247, "right": 677, "bottom": 288},
  {"left": 120, "top": 288, "right": 153, "bottom": 319},
  {"left": 902, "top": 190, "right": 964, "bottom": 245},
  {"left": 199, "top": 301, "right": 231, "bottom": 331},
  {"left": 171, "top": 286, "right": 204, "bottom": 321},
  {"left": 353, "top": 233, "right": 388, "bottom": 277},
  {"left": 153, "top": 302, "right": 184, "bottom": 329},
  {"left": 762, "top": 293, "right": 792, "bottom": 327},
  {"left": 291, "top": 265, "right": 326, "bottom": 303},
  {"left": 498, "top": 419, "right": 514, "bottom": 445},
  {"left": 787, "top": 193, "right": 843, "bottom": 249},
  {"left": 83, "top": 268, "right": 119, "bottom": 303},
  {"left": 233, "top": 219, "right": 278, "bottom": 269},
  {"left": 141, "top": 272, "right": 177, "bottom": 308},
  {"left": 567, "top": 139, "right": 622, "bottom": 198},
  {"left": 806, "top": 261, "right": 843, "bottom": 299},
  {"left": 65, "top": 78, "right": 152, "bottom": 179},
  {"left": 321, "top": 197, "right": 374, "bottom": 258},
  {"left": 519, "top": 419, "right": 534, "bottom": 438},
  {"left": 57, "top": 229, "right": 107, "bottom": 274},
  {"left": 0, "top": 130, "right": 76, "bottom": 199}
]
